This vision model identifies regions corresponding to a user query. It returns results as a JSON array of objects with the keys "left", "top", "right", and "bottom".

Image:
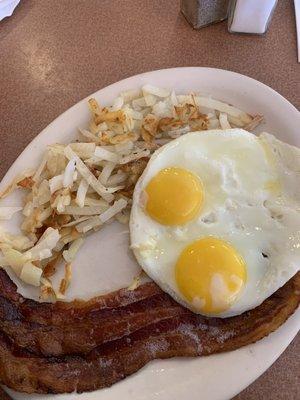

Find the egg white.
[{"left": 130, "top": 129, "right": 300, "bottom": 317}]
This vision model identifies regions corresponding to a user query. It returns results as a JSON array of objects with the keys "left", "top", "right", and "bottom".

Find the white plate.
[{"left": 1, "top": 67, "right": 299, "bottom": 400}]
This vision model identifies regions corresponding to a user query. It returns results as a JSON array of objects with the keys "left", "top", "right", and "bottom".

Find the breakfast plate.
[{"left": 1, "top": 67, "right": 299, "bottom": 400}]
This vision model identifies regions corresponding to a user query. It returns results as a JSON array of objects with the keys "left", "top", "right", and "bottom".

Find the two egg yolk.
[{"left": 144, "top": 167, "right": 246, "bottom": 314}]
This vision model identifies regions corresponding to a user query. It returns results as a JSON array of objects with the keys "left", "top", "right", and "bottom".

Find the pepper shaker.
[{"left": 181, "top": 0, "right": 229, "bottom": 29}]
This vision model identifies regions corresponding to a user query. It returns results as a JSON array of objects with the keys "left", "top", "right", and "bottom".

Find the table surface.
[{"left": 0, "top": 0, "right": 299, "bottom": 399}]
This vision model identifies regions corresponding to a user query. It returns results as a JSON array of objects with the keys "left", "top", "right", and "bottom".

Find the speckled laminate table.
[{"left": 0, "top": 0, "right": 299, "bottom": 399}]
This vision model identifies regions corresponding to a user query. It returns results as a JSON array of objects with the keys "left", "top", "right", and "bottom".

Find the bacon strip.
[
  {"left": 0, "top": 270, "right": 187, "bottom": 355},
  {"left": 0, "top": 270, "right": 162, "bottom": 322},
  {"left": 0, "top": 301, "right": 188, "bottom": 355},
  {"left": 0, "top": 271, "right": 299, "bottom": 394}
]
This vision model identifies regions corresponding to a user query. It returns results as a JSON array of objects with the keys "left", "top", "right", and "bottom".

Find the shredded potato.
[
  {"left": 43, "top": 253, "right": 61, "bottom": 278},
  {"left": 0, "top": 170, "right": 35, "bottom": 199},
  {"left": 0, "top": 207, "right": 23, "bottom": 220},
  {"left": 59, "top": 263, "right": 72, "bottom": 296},
  {"left": 40, "top": 276, "right": 56, "bottom": 301},
  {"left": 0, "top": 84, "right": 263, "bottom": 299},
  {"left": 20, "top": 262, "right": 42, "bottom": 287},
  {"left": 127, "top": 270, "right": 146, "bottom": 291},
  {"left": 219, "top": 113, "right": 231, "bottom": 130}
]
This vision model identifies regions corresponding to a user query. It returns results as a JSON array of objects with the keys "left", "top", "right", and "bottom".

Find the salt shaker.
[
  {"left": 228, "top": 0, "right": 278, "bottom": 35},
  {"left": 181, "top": 0, "right": 229, "bottom": 29}
]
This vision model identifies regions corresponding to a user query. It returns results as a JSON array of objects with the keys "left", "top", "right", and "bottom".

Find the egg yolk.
[
  {"left": 175, "top": 237, "right": 246, "bottom": 314},
  {"left": 145, "top": 167, "right": 204, "bottom": 225}
]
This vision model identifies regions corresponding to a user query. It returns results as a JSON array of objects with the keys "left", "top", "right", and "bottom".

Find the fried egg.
[{"left": 130, "top": 129, "right": 300, "bottom": 317}]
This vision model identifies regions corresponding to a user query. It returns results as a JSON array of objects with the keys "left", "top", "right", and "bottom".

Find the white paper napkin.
[
  {"left": 0, "top": 0, "right": 20, "bottom": 21},
  {"left": 295, "top": 0, "right": 300, "bottom": 62}
]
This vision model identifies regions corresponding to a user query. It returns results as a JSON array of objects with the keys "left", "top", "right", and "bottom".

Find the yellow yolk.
[
  {"left": 175, "top": 237, "right": 246, "bottom": 314},
  {"left": 145, "top": 167, "right": 204, "bottom": 226}
]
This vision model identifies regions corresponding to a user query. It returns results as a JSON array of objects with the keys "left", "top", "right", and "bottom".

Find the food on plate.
[
  {"left": 0, "top": 84, "right": 299, "bottom": 395},
  {"left": 0, "top": 269, "right": 181, "bottom": 356},
  {"left": 0, "top": 269, "right": 298, "bottom": 394},
  {"left": 131, "top": 129, "right": 300, "bottom": 317},
  {"left": 0, "top": 86, "right": 262, "bottom": 299}
]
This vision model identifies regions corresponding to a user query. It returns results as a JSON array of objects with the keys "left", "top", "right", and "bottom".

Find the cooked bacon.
[
  {"left": 0, "top": 269, "right": 161, "bottom": 323},
  {"left": 0, "top": 273, "right": 300, "bottom": 393},
  {"left": 0, "top": 302, "right": 187, "bottom": 356},
  {"left": 0, "top": 271, "right": 300, "bottom": 393},
  {"left": 0, "top": 269, "right": 187, "bottom": 355}
]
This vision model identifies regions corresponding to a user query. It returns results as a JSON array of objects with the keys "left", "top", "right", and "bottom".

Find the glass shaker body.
[{"left": 181, "top": 0, "right": 229, "bottom": 29}]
